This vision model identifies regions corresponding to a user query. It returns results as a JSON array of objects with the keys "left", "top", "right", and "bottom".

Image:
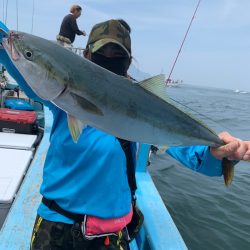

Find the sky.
[{"left": 1, "top": 0, "right": 250, "bottom": 91}]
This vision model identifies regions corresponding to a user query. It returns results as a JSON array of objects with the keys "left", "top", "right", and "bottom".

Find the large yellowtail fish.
[{"left": 2, "top": 31, "right": 235, "bottom": 185}]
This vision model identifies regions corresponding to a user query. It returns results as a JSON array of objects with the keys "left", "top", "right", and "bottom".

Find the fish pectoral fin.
[
  {"left": 70, "top": 92, "right": 103, "bottom": 116},
  {"left": 138, "top": 74, "right": 170, "bottom": 102},
  {"left": 67, "top": 114, "right": 87, "bottom": 143}
]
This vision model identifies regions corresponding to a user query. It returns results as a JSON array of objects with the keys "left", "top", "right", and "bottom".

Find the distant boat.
[
  {"left": 166, "top": 79, "right": 183, "bottom": 88},
  {"left": 233, "top": 89, "right": 248, "bottom": 94}
]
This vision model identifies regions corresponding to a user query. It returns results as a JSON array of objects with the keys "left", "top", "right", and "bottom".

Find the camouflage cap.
[{"left": 86, "top": 19, "right": 131, "bottom": 57}]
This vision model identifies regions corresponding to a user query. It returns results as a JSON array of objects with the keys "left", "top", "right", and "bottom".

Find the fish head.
[{"left": 2, "top": 31, "right": 66, "bottom": 101}]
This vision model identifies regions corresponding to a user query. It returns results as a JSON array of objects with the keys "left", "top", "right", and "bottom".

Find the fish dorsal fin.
[
  {"left": 67, "top": 114, "right": 87, "bottom": 143},
  {"left": 138, "top": 74, "right": 168, "bottom": 101}
]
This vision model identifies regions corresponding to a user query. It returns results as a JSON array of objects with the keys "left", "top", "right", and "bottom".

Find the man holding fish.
[{"left": 1, "top": 19, "right": 250, "bottom": 250}]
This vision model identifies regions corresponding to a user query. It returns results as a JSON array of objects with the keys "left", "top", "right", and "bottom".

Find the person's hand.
[
  {"left": 242, "top": 141, "right": 250, "bottom": 161},
  {"left": 82, "top": 30, "right": 86, "bottom": 36},
  {"left": 210, "top": 131, "right": 249, "bottom": 161}
]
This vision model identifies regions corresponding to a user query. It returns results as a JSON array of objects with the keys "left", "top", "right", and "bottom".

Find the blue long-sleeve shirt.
[
  {"left": 166, "top": 146, "right": 222, "bottom": 176},
  {"left": 0, "top": 21, "right": 222, "bottom": 224}
]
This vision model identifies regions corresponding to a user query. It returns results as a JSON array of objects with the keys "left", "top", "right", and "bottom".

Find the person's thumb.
[{"left": 211, "top": 141, "right": 240, "bottom": 160}]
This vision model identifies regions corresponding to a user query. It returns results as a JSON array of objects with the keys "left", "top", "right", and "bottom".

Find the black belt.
[{"left": 42, "top": 197, "right": 85, "bottom": 222}]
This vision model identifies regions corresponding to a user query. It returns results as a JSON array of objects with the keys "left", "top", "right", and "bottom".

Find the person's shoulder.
[
  {"left": 64, "top": 14, "right": 74, "bottom": 21},
  {"left": 67, "top": 14, "right": 75, "bottom": 20}
]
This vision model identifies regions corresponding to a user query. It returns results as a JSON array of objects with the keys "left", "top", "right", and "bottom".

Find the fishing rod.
[
  {"left": 2, "top": 0, "right": 4, "bottom": 22},
  {"left": 31, "top": 0, "right": 35, "bottom": 34},
  {"left": 4, "top": 0, "right": 8, "bottom": 25},
  {"left": 166, "top": 0, "right": 202, "bottom": 84},
  {"left": 16, "top": 0, "right": 18, "bottom": 31}
]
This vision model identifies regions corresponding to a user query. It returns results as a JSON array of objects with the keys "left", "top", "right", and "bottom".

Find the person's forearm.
[
  {"left": 76, "top": 30, "right": 84, "bottom": 35},
  {"left": 166, "top": 145, "right": 222, "bottom": 176}
]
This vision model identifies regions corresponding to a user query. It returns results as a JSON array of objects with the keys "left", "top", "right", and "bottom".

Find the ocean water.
[{"left": 149, "top": 84, "right": 250, "bottom": 250}]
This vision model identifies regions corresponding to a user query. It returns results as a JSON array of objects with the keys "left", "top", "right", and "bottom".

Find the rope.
[{"left": 166, "top": 0, "right": 202, "bottom": 84}]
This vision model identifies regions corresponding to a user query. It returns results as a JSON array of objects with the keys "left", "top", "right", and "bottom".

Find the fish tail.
[{"left": 222, "top": 158, "right": 236, "bottom": 186}]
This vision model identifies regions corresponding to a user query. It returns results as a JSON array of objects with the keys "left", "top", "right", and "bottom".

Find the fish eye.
[{"left": 24, "top": 50, "right": 33, "bottom": 59}]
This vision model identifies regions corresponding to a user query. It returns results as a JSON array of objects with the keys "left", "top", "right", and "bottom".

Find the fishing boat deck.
[
  {"left": 0, "top": 107, "right": 187, "bottom": 250},
  {"left": 0, "top": 108, "right": 51, "bottom": 248}
]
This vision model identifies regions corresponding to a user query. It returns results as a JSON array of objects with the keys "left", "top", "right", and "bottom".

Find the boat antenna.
[
  {"left": 31, "top": 0, "right": 35, "bottom": 34},
  {"left": 166, "top": 0, "right": 202, "bottom": 85}
]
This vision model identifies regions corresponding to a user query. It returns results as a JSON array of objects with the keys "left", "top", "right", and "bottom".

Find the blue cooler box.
[{"left": 4, "top": 99, "right": 34, "bottom": 111}]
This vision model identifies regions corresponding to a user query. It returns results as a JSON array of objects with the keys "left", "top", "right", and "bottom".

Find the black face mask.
[{"left": 91, "top": 53, "right": 130, "bottom": 76}]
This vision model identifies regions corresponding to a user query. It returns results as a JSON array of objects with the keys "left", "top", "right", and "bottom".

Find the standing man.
[{"left": 57, "top": 5, "right": 86, "bottom": 48}]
